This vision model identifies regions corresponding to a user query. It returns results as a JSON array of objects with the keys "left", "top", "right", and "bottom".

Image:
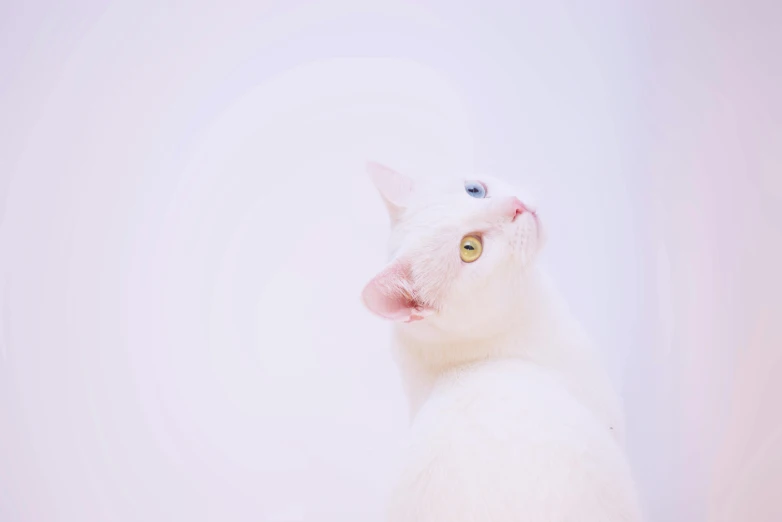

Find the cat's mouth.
[
  {"left": 513, "top": 207, "right": 542, "bottom": 244},
  {"left": 515, "top": 208, "right": 537, "bottom": 223},
  {"left": 512, "top": 202, "right": 539, "bottom": 226},
  {"left": 530, "top": 211, "right": 543, "bottom": 243}
]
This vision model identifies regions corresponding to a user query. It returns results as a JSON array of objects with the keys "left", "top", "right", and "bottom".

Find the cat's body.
[
  {"left": 386, "top": 271, "right": 640, "bottom": 521},
  {"left": 361, "top": 164, "right": 642, "bottom": 521},
  {"left": 389, "top": 359, "right": 638, "bottom": 521}
]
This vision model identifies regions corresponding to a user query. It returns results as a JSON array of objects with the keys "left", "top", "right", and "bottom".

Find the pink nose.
[{"left": 505, "top": 196, "right": 529, "bottom": 220}]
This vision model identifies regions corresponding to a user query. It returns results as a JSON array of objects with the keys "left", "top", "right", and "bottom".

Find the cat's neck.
[{"left": 391, "top": 268, "right": 620, "bottom": 432}]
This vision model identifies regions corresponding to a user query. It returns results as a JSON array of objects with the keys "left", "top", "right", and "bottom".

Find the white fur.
[{"left": 362, "top": 164, "right": 642, "bottom": 521}]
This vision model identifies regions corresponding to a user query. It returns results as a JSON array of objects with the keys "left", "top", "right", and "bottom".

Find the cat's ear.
[
  {"left": 366, "top": 162, "right": 414, "bottom": 222},
  {"left": 361, "top": 259, "right": 434, "bottom": 323}
]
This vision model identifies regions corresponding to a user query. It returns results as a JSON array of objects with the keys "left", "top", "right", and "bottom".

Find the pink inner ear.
[
  {"left": 366, "top": 162, "right": 414, "bottom": 211},
  {"left": 361, "top": 260, "right": 433, "bottom": 323}
]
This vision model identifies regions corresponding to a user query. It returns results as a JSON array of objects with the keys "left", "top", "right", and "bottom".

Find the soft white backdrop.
[{"left": 1, "top": 1, "right": 780, "bottom": 521}]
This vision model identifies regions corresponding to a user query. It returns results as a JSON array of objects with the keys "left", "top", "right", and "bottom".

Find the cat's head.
[{"left": 361, "top": 162, "right": 544, "bottom": 342}]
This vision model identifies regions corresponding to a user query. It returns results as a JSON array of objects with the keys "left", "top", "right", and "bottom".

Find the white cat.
[{"left": 361, "top": 163, "right": 643, "bottom": 521}]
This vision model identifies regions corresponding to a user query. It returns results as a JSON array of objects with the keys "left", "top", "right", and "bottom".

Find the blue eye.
[{"left": 464, "top": 181, "right": 487, "bottom": 198}]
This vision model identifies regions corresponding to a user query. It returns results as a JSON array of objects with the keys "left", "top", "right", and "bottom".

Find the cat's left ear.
[
  {"left": 367, "top": 162, "right": 414, "bottom": 222},
  {"left": 361, "top": 259, "right": 434, "bottom": 323}
]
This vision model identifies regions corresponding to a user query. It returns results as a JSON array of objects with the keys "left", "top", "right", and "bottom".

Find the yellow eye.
[{"left": 460, "top": 235, "right": 483, "bottom": 263}]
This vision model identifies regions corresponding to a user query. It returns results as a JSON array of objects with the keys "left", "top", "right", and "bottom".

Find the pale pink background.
[{"left": 1, "top": 1, "right": 780, "bottom": 521}]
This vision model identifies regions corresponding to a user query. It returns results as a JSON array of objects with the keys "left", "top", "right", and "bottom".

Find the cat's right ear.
[
  {"left": 366, "top": 162, "right": 414, "bottom": 222},
  {"left": 361, "top": 259, "right": 434, "bottom": 323}
]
